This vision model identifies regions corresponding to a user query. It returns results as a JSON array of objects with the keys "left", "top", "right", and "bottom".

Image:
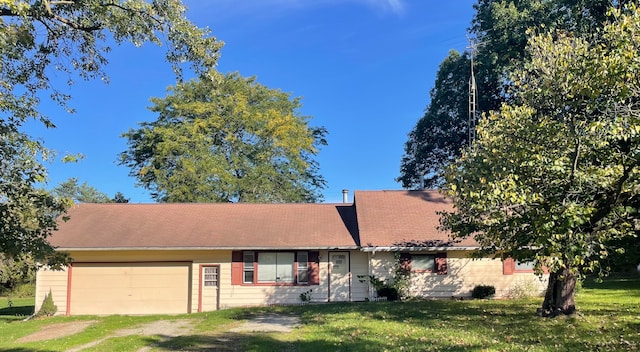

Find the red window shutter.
[
  {"left": 503, "top": 258, "right": 515, "bottom": 275},
  {"left": 308, "top": 251, "right": 320, "bottom": 285},
  {"left": 231, "top": 251, "right": 243, "bottom": 285},
  {"left": 435, "top": 252, "right": 447, "bottom": 275},
  {"left": 399, "top": 253, "right": 411, "bottom": 271}
]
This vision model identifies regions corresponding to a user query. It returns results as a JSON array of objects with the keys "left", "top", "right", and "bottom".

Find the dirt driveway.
[{"left": 18, "top": 313, "right": 301, "bottom": 351}]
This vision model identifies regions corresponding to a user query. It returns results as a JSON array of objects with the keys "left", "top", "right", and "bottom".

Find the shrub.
[
  {"left": 10, "top": 283, "right": 35, "bottom": 298},
  {"left": 36, "top": 289, "right": 57, "bottom": 317},
  {"left": 377, "top": 287, "right": 399, "bottom": 301},
  {"left": 357, "top": 275, "right": 402, "bottom": 301},
  {"left": 299, "top": 289, "right": 313, "bottom": 302},
  {"left": 472, "top": 285, "right": 496, "bottom": 299}
]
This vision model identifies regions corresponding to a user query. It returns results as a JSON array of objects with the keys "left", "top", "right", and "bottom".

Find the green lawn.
[
  {"left": 0, "top": 297, "right": 34, "bottom": 322},
  {"left": 1, "top": 277, "right": 638, "bottom": 351}
]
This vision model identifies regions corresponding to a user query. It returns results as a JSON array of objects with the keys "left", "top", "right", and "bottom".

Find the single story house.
[{"left": 35, "top": 190, "right": 547, "bottom": 315}]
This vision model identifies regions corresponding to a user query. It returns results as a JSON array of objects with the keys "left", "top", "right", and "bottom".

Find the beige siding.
[
  {"left": 370, "top": 251, "right": 547, "bottom": 299},
  {"left": 43, "top": 249, "right": 341, "bottom": 312},
  {"left": 35, "top": 249, "right": 545, "bottom": 316},
  {"left": 35, "top": 266, "right": 68, "bottom": 316}
]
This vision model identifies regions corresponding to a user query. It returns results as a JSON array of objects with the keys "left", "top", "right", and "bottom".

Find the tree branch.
[
  {"left": 102, "top": 2, "right": 163, "bottom": 26},
  {"left": 42, "top": 0, "right": 102, "bottom": 32},
  {"left": 0, "top": 8, "right": 18, "bottom": 16}
]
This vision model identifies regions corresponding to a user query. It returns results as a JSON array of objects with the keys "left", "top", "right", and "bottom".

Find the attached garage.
[{"left": 68, "top": 262, "right": 191, "bottom": 315}]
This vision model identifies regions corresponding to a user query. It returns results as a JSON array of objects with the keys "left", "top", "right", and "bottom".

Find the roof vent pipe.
[{"left": 342, "top": 189, "right": 349, "bottom": 203}]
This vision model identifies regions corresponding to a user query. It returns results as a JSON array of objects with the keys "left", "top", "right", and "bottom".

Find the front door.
[
  {"left": 329, "top": 252, "right": 350, "bottom": 302},
  {"left": 200, "top": 265, "right": 219, "bottom": 312}
]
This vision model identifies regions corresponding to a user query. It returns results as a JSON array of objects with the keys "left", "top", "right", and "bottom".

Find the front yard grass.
[
  {"left": 0, "top": 276, "right": 638, "bottom": 351},
  {"left": 0, "top": 296, "right": 34, "bottom": 322}
]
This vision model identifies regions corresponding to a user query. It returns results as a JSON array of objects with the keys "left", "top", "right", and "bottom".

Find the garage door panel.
[{"left": 70, "top": 262, "right": 190, "bottom": 315}]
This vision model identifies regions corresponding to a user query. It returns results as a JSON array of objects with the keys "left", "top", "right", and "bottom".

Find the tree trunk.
[{"left": 537, "top": 267, "right": 577, "bottom": 317}]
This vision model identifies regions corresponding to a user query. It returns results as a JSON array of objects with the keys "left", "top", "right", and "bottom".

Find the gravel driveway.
[{"left": 18, "top": 313, "right": 301, "bottom": 351}]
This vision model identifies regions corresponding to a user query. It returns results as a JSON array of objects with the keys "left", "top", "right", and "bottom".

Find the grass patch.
[
  {"left": 0, "top": 277, "right": 638, "bottom": 351},
  {"left": 0, "top": 296, "right": 34, "bottom": 322}
]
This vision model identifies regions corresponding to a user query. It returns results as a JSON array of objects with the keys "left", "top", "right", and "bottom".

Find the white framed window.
[
  {"left": 203, "top": 266, "right": 218, "bottom": 287},
  {"left": 297, "top": 251, "right": 309, "bottom": 284},
  {"left": 411, "top": 254, "right": 436, "bottom": 272},
  {"left": 237, "top": 251, "right": 310, "bottom": 285},
  {"left": 258, "top": 252, "right": 295, "bottom": 283},
  {"left": 243, "top": 251, "right": 255, "bottom": 283}
]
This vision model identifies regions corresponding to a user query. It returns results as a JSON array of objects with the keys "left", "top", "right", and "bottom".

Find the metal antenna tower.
[{"left": 467, "top": 36, "right": 479, "bottom": 146}]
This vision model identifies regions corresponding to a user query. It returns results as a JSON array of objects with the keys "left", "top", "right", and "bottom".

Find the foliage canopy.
[
  {"left": 52, "top": 178, "right": 112, "bottom": 203},
  {"left": 397, "top": 51, "right": 470, "bottom": 189},
  {"left": 398, "top": 0, "right": 627, "bottom": 188},
  {"left": 442, "top": 5, "right": 640, "bottom": 315},
  {"left": 0, "top": 0, "right": 222, "bottom": 264},
  {"left": 121, "top": 71, "right": 327, "bottom": 203}
]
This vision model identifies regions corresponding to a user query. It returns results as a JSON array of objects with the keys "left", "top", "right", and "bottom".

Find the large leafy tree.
[
  {"left": 0, "top": 130, "right": 70, "bottom": 266},
  {"left": 397, "top": 51, "right": 470, "bottom": 189},
  {"left": 120, "top": 71, "right": 327, "bottom": 203},
  {"left": 52, "top": 178, "right": 115, "bottom": 203},
  {"left": 0, "top": 0, "right": 222, "bottom": 264},
  {"left": 442, "top": 5, "right": 640, "bottom": 316},
  {"left": 399, "top": 0, "right": 627, "bottom": 188}
]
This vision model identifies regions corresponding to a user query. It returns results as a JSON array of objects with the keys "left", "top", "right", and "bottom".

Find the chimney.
[{"left": 342, "top": 189, "right": 349, "bottom": 203}]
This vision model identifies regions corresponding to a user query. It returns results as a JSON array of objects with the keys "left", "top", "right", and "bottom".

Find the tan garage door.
[{"left": 70, "top": 262, "right": 190, "bottom": 315}]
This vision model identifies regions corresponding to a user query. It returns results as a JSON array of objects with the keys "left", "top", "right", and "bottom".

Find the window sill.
[{"left": 238, "top": 282, "right": 312, "bottom": 286}]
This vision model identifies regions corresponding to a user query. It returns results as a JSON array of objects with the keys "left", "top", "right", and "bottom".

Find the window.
[
  {"left": 258, "top": 252, "right": 295, "bottom": 283},
  {"left": 243, "top": 252, "right": 255, "bottom": 283},
  {"left": 411, "top": 254, "right": 436, "bottom": 272},
  {"left": 503, "top": 258, "right": 541, "bottom": 275},
  {"left": 515, "top": 260, "right": 535, "bottom": 271},
  {"left": 297, "top": 251, "right": 309, "bottom": 284},
  {"left": 203, "top": 266, "right": 218, "bottom": 287},
  {"left": 232, "top": 251, "right": 318, "bottom": 285},
  {"left": 401, "top": 252, "right": 447, "bottom": 275}
]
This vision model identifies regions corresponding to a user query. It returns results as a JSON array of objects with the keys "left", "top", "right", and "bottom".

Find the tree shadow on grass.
[
  {"left": 582, "top": 277, "right": 640, "bottom": 292},
  {"left": 144, "top": 331, "right": 488, "bottom": 352},
  {"left": 0, "top": 305, "right": 34, "bottom": 322}
]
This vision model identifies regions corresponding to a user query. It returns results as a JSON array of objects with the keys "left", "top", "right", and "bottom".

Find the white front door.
[
  {"left": 329, "top": 252, "right": 350, "bottom": 302},
  {"left": 200, "top": 265, "right": 219, "bottom": 312}
]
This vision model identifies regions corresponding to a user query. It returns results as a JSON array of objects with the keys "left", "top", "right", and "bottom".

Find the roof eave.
[
  {"left": 56, "top": 246, "right": 360, "bottom": 251},
  {"left": 360, "top": 246, "right": 480, "bottom": 252}
]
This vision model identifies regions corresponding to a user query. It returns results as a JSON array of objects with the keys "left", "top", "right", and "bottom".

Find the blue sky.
[{"left": 27, "top": 0, "right": 476, "bottom": 203}]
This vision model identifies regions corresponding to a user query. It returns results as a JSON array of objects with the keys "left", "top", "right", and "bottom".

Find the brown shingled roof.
[
  {"left": 353, "top": 190, "right": 477, "bottom": 248},
  {"left": 50, "top": 203, "right": 359, "bottom": 250},
  {"left": 49, "top": 190, "right": 477, "bottom": 251}
]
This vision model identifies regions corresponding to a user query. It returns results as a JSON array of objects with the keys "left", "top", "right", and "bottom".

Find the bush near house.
[
  {"left": 35, "top": 290, "right": 57, "bottom": 317},
  {"left": 472, "top": 285, "right": 496, "bottom": 299}
]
